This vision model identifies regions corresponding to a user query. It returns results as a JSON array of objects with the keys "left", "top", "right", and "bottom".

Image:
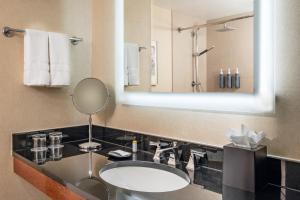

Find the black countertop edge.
[
  {"left": 13, "top": 152, "right": 105, "bottom": 200},
  {"left": 13, "top": 152, "right": 65, "bottom": 185}
]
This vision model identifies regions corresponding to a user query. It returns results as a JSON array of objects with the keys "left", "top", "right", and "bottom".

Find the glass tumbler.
[
  {"left": 49, "top": 132, "right": 63, "bottom": 146},
  {"left": 32, "top": 134, "right": 47, "bottom": 149},
  {"left": 31, "top": 134, "right": 47, "bottom": 165}
]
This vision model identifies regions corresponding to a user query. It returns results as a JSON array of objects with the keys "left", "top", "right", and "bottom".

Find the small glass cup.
[
  {"left": 32, "top": 134, "right": 47, "bottom": 148},
  {"left": 48, "top": 132, "right": 63, "bottom": 161},
  {"left": 31, "top": 134, "right": 47, "bottom": 165},
  {"left": 49, "top": 145, "right": 64, "bottom": 161},
  {"left": 49, "top": 132, "right": 63, "bottom": 146},
  {"left": 32, "top": 149, "right": 47, "bottom": 165}
]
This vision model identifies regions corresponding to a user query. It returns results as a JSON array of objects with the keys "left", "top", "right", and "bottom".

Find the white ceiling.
[{"left": 152, "top": 0, "right": 254, "bottom": 20}]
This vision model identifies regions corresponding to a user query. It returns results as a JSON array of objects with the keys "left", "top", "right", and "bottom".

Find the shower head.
[
  {"left": 216, "top": 23, "right": 237, "bottom": 32},
  {"left": 194, "top": 46, "right": 215, "bottom": 57}
]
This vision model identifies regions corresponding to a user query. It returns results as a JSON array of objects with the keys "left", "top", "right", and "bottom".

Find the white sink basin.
[{"left": 99, "top": 161, "right": 190, "bottom": 193}]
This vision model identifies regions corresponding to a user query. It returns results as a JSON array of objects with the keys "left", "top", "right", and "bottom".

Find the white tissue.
[{"left": 226, "top": 124, "right": 265, "bottom": 149}]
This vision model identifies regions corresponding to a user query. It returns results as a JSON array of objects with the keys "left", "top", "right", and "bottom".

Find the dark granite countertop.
[
  {"left": 12, "top": 126, "right": 300, "bottom": 200},
  {"left": 12, "top": 139, "right": 299, "bottom": 200}
]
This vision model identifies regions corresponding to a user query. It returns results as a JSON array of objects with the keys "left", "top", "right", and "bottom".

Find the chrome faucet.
[
  {"left": 151, "top": 141, "right": 179, "bottom": 164},
  {"left": 186, "top": 149, "right": 207, "bottom": 171}
]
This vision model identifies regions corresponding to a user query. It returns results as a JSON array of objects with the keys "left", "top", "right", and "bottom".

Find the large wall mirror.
[
  {"left": 124, "top": 0, "right": 254, "bottom": 94},
  {"left": 115, "top": 0, "right": 275, "bottom": 113}
]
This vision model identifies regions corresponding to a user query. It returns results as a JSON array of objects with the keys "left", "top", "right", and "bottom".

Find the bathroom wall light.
[{"left": 114, "top": 0, "right": 275, "bottom": 114}]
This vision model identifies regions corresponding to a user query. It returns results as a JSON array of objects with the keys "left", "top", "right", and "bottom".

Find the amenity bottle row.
[{"left": 219, "top": 68, "right": 240, "bottom": 89}]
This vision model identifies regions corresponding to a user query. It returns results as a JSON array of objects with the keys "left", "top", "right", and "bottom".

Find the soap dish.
[{"left": 108, "top": 150, "right": 132, "bottom": 158}]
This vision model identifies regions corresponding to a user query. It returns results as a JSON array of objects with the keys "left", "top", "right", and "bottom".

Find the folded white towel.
[
  {"left": 125, "top": 43, "right": 140, "bottom": 85},
  {"left": 49, "top": 32, "right": 71, "bottom": 87},
  {"left": 24, "top": 29, "right": 50, "bottom": 86}
]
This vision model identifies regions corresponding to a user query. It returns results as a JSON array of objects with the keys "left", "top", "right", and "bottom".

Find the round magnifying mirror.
[{"left": 72, "top": 78, "right": 109, "bottom": 151}]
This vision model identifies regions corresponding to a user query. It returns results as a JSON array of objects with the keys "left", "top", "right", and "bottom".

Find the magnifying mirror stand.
[{"left": 79, "top": 114, "right": 101, "bottom": 151}]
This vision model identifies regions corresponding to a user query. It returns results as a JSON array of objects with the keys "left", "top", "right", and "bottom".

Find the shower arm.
[
  {"left": 194, "top": 46, "right": 215, "bottom": 57},
  {"left": 178, "top": 14, "right": 254, "bottom": 33}
]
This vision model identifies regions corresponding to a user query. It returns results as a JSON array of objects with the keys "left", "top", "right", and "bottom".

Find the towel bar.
[
  {"left": 138, "top": 46, "right": 147, "bottom": 52},
  {"left": 2, "top": 26, "right": 83, "bottom": 45}
]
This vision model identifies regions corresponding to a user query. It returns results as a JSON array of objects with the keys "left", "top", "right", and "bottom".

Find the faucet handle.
[
  {"left": 191, "top": 149, "right": 206, "bottom": 157},
  {"left": 186, "top": 154, "right": 195, "bottom": 171},
  {"left": 186, "top": 149, "right": 207, "bottom": 171},
  {"left": 149, "top": 140, "right": 160, "bottom": 147},
  {"left": 168, "top": 152, "right": 176, "bottom": 166},
  {"left": 150, "top": 140, "right": 177, "bottom": 150},
  {"left": 172, "top": 141, "right": 178, "bottom": 147},
  {"left": 152, "top": 140, "right": 179, "bottom": 163}
]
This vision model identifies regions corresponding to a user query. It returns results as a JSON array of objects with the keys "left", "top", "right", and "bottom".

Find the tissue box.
[{"left": 223, "top": 143, "right": 268, "bottom": 193}]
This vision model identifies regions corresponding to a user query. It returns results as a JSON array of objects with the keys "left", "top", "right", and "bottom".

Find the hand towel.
[
  {"left": 24, "top": 29, "right": 50, "bottom": 86},
  {"left": 125, "top": 43, "right": 140, "bottom": 85},
  {"left": 49, "top": 32, "right": 71, "bottom": 87}
]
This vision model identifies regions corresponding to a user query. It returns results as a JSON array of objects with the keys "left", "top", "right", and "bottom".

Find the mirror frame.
[{"left": 114, "top": 0, "right": 275, "bottom": 114}]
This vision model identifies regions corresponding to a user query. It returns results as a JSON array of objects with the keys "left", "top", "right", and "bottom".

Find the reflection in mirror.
[{"left": 124, "top": 0, "right": 254, "bottom": 93}]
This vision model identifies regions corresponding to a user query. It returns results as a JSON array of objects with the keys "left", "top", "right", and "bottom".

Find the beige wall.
[
  {"left": 150, "top": 5, "right": 173, "bottom": 92},
  {"left": 172, "top": 12, "right": 207, "bottom": 92},
  {"left": 93, "top": 0, "right": 300, "bottom": 162},
  {"left": 124, "top": 0, "right": 152, "bottom": 92},
  {"left": 125, "top": 2, "right": 208, "bottom": 93},
  {"left": 148, "top": 10, "right": 253, "bottom": 94},
  {"left": 0, "top": 0, "right": 92, "bottom": 199},
  {"left": 207, "top": 15, "right": 254, "bottom": 93},
  {"left": 150, "top": 7, "right": 208, "bottom": 93},
  {"left": 0, "top": 0, "right": 299, "bottom": 199}
]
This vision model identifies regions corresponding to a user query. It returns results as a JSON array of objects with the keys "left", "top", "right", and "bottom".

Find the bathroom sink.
[{"left": 99, "top": 161, "right": 190, "bottom": 193}]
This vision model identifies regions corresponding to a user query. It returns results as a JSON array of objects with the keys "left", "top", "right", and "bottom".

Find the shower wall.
[
  {"left": 150, "top": 5, "right": 173, "bottom": 92},
  {"left": 172, "top": 12, "right": 207, "bottom": 92},
  {"left": 125, "top": 0, "right": 152, "bottom": 92},
  {"left": 206, "top": 15, "right": 254, "bottom": 93},
  {"left": 126, "top": 2, "right": 253, "bottom": 93},
  {"left": 150, "top": 6, "right": 207, "bottom": 93}
]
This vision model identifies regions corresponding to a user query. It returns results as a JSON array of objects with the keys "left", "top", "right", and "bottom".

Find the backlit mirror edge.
[{"left": 114, "top": 0, "right": 275, "bottom": 114}]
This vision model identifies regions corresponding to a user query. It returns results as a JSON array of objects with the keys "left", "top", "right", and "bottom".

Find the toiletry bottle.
[
  {"left": 132, "top": 140, "right": 137, "bottom": 153},
  {"left": 219, "top": 69, "right": 225, "bottom": 88},
  {"left": 235, "top": 68, "right": 240, "bottom": 88},
  {"left": 227, "top": 68, "right": 232, "bottom": 88},
  {"left": 132, "top": 153, "right": 137, "bottom": 161}
]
